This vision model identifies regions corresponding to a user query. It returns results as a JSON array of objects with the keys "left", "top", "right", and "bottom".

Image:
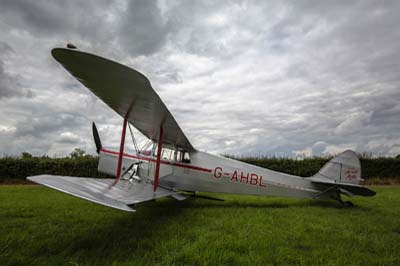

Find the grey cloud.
[
  {"left": 1, "top": 0, "right": 400, "bottom": 157},
  {"left": 0, "top": 60, "right": 33, "bottom": 99},
  {"left": 0, "top": 0, "right": 113, "bottom": 37},
  {"left": 0, "top": 42, "right": 14, "bottom": 54},
  {"left": 0, "top": 41, "right": 23, "bottom": 98},
  {"left": 0, "top": 0, "right": 70, "bottom": 34},
  {"left": 146, "top": 0, "right": 400, "bottom": 157},
  {"left": 14, "top": 113, "right": 86, "bottom": 138},
  {"left": 334, "top": 111, "right": 373, "bottom": 135},
  {"left": 119, "top": 1, "right": 169, "bottom": 55},
  {"left": 58, "top": 132, "right": 81, "bottom": 144}
]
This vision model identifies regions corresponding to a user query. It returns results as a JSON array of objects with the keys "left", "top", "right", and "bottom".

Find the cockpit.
[{"left": 155, "top": 146, "right": 191, "bottom": 164}]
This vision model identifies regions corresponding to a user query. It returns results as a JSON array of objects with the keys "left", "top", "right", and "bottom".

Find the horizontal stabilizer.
[
  {"left": 27, "top": 175, "right": 179, "bottom": 212},
  {"left": 310, "top": 179, "right": 376, "bottom": 197}
]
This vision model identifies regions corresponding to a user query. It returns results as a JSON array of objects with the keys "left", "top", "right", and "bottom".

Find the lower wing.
[{"left": 27, "top": 175, "right": 183, "bottom": 212}]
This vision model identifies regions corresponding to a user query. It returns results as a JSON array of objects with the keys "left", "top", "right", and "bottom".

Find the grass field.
[{"left": 1, "top": 186, "right": 399, "bottom": 266}]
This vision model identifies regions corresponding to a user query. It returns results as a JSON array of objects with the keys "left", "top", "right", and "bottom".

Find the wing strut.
[
  {"left": 115, "top": 118, "right": 128, "bottom": 184},
  {"left": 153, "top": 126, "right": 163, "bottom": 192}
]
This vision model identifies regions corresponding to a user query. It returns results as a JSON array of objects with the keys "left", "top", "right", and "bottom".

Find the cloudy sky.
[{"left": 0, "top": 0, "right": 399, "bottom": 157}]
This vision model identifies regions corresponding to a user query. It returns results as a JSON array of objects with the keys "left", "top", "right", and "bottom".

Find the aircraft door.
[
  {"left": 157, "top": 146, "right": 174, "bottom": 178},
  {"left": 173, "top": 150, "right": 191, "bottom": 175}
]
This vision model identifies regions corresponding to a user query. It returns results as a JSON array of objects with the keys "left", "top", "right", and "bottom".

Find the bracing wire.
[{"left": 128, "top": 123, "right": 140, "bottom": 154}]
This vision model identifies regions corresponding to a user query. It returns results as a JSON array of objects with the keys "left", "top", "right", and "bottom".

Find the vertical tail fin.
[{"left": 314, "top": 150, "right": 362, "bottom": 185}]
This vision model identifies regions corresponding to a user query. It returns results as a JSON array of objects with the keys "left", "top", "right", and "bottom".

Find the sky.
[{"left": 0, "top": 0, "right": 399, "bottom": 157}]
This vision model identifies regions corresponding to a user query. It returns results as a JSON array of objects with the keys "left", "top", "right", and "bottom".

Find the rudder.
[{"left": 314, "top": 150, "right": 362, "bottom": 185}]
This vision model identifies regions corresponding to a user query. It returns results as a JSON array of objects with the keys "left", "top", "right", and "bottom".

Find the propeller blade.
[{"left": 92, "top": 122, "right": 102, "bottom": 154}]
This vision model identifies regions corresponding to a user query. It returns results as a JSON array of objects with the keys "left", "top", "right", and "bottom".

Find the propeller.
[{"left": 92, "top": 122, "right": 102, "bottom": 154}]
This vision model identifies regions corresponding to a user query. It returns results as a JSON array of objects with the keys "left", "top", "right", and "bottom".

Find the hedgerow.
[
  {"left": 232, "top": 156, "right": 400, "bottom": 179},
  {"left": 0, "top": 154, "right": 399, "bottom": 182},
  {"left": 0, "top": 156, "right": 110, "bottom": 181}
]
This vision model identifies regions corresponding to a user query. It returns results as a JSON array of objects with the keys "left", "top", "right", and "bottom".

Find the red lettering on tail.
[
  {"left": 214, "top": 167, "right": 223, "bottom": 178},
  {"left": 231, "top": 170, "right": 238, "bottom": 182},
  {"left": 240, "top": 172, "right": 249, "bottom": 184},
  {"left": 259, "top": 176, "right": 267, "bottom": 187},
  {"left": 250, "top": 173, "right": 258, "bottom": 185}
]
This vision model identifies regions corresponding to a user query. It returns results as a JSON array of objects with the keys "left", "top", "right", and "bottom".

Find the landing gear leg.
[{"left": 332, "top": 189, "right": 354, "bottom": 207}]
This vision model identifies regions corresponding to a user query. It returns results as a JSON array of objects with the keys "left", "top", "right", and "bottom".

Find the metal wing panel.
[
  {"left": 27, "top": 175, "right": 178, "bottom": 212},
  {"left": 51, "top": 48, "right": 194, "bottom": 151}
]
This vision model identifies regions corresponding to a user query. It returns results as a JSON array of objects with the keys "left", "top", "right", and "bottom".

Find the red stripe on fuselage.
[{"left": 100, "top": 148, "right": 212, "bottom": 173}]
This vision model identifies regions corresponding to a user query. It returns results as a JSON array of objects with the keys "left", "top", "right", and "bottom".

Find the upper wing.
[
  {"left": 27, "top": 175, "right": 183, "bottom": 212},
  {"left": 51, "top": 48, "right": 194, "bottom": 151}
]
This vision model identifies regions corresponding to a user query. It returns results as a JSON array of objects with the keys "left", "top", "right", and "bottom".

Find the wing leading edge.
[{"left": 51, "top": 48, "right": 194, "bottom": 151}]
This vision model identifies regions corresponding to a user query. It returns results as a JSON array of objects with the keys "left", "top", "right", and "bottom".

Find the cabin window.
[
  {"left": 174, "top": 150, "right": 181, "bottom": 162},
  {"left": 183, "top": 152, "right": 191, "bottom": 163},
  {"left": 175, "top": 150, "right": 190, "bottom": 163},
  {"left": 155, "top": 147, "right": 191, "bottom": 164},
  {"left": 161, "top": 147, "right": 174, "bottom": 161},
  {"left": 153, "top": 145, "right": 175, "bottom": 161}
]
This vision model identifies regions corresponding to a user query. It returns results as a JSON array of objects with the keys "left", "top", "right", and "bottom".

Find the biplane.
[{"left": 27, "top": 46, "right": 376, "bottom": 212}]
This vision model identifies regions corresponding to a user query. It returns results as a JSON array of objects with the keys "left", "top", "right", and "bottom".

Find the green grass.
[{"left": 1, "top": 186, "right": 399, "bottom": 266}]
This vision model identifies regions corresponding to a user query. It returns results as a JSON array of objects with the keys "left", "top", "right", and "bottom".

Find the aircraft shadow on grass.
[
  {"left": 45, "top": 196, "right": 372, "bottom": 261},
  {"left": 142, "top": 196, "right": 371, "bottom": 210}
]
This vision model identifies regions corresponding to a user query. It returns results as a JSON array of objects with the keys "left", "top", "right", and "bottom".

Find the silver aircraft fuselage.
[{"left": 98, "top": 148, "right": 324, "bottom": 200}]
